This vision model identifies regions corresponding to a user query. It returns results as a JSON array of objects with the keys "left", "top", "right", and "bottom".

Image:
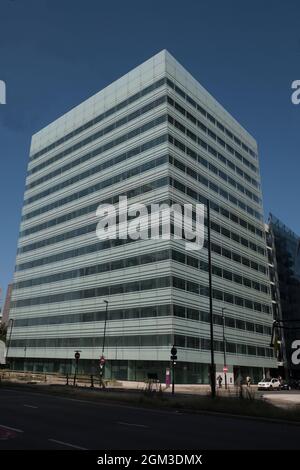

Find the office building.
[
  {"left": 267, "top": 214, "right": 300, "bottom": 379},
  {"left": 9, "top": 50, "right": 276, "bottom": 383}
]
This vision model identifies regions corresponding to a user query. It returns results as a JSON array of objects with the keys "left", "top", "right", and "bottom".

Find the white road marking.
[
  {"left": 24, "top": 405, "right": 38, "bottom": 409},
  {"left": 117, "top": 421, "right": 149, "bottom": 428},
  {"left": 48, "top": 439, "right": 88, "bottom": 450},
  {"left": 0, "top": 424, "right": 24, "bottom": 433},
  {"left": 2, "top": 388, "right": 173, "bottom": 416}
]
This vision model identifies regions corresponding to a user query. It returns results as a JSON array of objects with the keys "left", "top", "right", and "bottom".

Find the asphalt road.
[{"left": 0, "top": 387, "right": 299, "bottom": 450}]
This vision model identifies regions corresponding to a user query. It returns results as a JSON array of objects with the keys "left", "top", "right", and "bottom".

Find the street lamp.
[
  {"left": 100, "top": 300, "right": 109, "bottom": 382},
  {"left": 24, "top": 346, "right": 27, "bottom": 371},
  {"left": 221, "top": 308, "right": 227, "bottom": 389},
  {"left": 102, "top": 300, "right": 109, "bottom": 356},
  {"left": 207, "top": 199, "right": 216, "bottom": 398}
]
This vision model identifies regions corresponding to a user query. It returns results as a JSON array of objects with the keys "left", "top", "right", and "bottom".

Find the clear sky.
[{"left": 0, "top": 0, "right": 300, "bottom": 301}]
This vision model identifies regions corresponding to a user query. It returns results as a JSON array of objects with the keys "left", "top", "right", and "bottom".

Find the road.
[{"left": 0, "top": 387, "right": 299, "bottom": 450}]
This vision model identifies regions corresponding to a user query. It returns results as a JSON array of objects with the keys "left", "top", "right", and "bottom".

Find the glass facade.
[
  {"left": 268, "top": 214, "right": 300, "bottom": 378},
  {"left": 9, "top": 50, "right": 276, "bottom": 383}
]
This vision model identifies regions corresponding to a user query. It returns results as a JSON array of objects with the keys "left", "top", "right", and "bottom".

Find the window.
[
  {"left": 237, "top": 344, "right": 247, "bottom": 355},
  {"left": 187, "top": 308, "right": 200, "bottom": 321},
  {"left": 223, "top": 270, "right": 232, "bottom": 281},
  {"left": 224, "top": 293, "right": 234, "bottom": 304},
  {"left": 173, "top": 277, "right": 185, "bottom": 290},
  {"left": 212, "top": 266, "right": 222, "bottom": 277},
  {"left": 174, "top": 305, "right": 186, "bottom": 318},
  {"left": 233, "top": 274, "right": 242, "bottom": 284},
  {"left": 225, "top": 317, "right": 235, "bottom": 328},
  {"left": 236, "top": 319, "right": 245, "bottom": 330},
  {"left": 187, "top": 281, "right": 199, "bottom": 294},
  {"left": 187, "top": 337, "right": 200, "bottom": 349},
  {"left": 227, "top": 342, "right": 236, "bottom": 353},
  {"left": 248, "top": 345, "right": 257, "bottom": 356},
  {"left": 174, "top": 335, "right": 185, "bottom": 347},
  {"left": 213, "top": 289, "right": 223, "bottom": 300},
  {"left": 187, "top": 256, "right": 198, "bottom": 268}
]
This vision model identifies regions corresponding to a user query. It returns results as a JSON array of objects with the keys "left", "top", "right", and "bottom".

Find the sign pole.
[
  {"left": 73, "top": 350, "right": 81, "bottom": 386},
  {"left": 170, "top": 345, "right": 177, "bottom": 396}
]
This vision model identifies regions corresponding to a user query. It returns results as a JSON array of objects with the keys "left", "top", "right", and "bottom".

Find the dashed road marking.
[
  {"left": 0, "top": 424, "right": 24, "bottom": 433},
  {"left": 117, "top": 421, "right": 149, "bottom": 428},
  {"left": 48, "top": 438, "right": 88, "bottom": 450}
]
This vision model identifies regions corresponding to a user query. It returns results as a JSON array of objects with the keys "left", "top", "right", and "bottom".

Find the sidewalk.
[
  {"left": 0, "top": 370, "right": 248, "bottom": 397},
  {"left": 262, "top": 393, "right": 300, "bottom": 409}
]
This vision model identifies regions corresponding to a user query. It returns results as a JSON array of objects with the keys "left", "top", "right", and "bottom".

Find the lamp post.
[
  {"left": 221, "top": 308, "right": 227, "bottom": 389},
  {"left": 207, "top": 200, "right": 216, "bottom": 398},
  {"left": 100, "top": 300, "right": 109, "bottom": 381},
  {"left": 102, "top": 300, "right": 109, "bottom": 356},
  {"left": 24, "top": 346, "right": 27, "bottom": 371},
  {"left": 5, "top": 318, "right": 15, "bottom": 367}
]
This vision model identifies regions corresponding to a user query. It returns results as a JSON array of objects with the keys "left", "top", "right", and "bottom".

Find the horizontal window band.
[
  {"left": 26, "top": 95, "right": 167, "bottom": 193},
  {"left": 29, "top": 78, "right": 167, "bottom": 163},
  {"left": 22, "top": 115, "right": 168, "bottom": 221},
  {"left": 14, "top": 248, "right": 269, "bottom": 293},
  {"left": 13, "top": 303, "right": 272, "bottom": 336},
  {"left": 10, "top": 334, "right": 273, "bottom": 359},
  {"left": 11, "top": 275, "right": 270, "bottom": 313}
]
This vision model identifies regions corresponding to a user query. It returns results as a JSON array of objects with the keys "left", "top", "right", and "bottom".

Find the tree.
[{"left": 0, "top": 322, "right": 7, "bottom": 343}]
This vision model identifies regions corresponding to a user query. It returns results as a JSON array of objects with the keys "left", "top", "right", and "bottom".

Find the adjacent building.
[
  {"left": 8, "top": 50, "right": 276, "bottom": 383},
  {"left": 267, "top": 214, "right": 300, "bottom": 379}
]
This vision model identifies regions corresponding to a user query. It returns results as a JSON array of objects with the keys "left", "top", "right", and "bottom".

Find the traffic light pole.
[
  {"left": 170, "top": 345, "right": 177, "bottom": 395},
  {"left": 73, "top": 350, "right": 81, "bottom": 386}
]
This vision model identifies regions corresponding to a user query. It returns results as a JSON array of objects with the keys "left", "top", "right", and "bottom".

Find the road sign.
[
  {"left": 223, "top": 366, "right": 228, "bottom": 372},
  {"left": 74, "top": 352, "right": 80, "bottom": 361}
]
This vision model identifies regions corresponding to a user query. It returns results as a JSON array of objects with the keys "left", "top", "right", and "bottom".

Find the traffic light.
[
  {"left": 170, "top": 345, "right": 177, "bottom": 363},
  {"left": 74, "top": 351, "right": 80, "bottom": 363}
]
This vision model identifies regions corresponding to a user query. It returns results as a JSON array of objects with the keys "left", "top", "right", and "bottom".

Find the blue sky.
[{"left": 0, "top": 0, "right": 300, "bottom": 301}]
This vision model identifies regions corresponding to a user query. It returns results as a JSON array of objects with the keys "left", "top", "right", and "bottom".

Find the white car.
[{"left": 257, "top": 378, "right": 281, "bottom": 391}]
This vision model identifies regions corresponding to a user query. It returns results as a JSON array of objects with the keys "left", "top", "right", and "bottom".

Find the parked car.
[
  {"left": 280, "top": 381, "right": 291, "bottom": 391},
  {"left": 280, "top": 379, "right": 300, "bottom": 390},
  {"left": 257, "top": 378, "right": 281, "bottom": 390}
]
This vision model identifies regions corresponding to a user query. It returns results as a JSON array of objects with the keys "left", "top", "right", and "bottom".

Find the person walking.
[
  {"left": 217, "top": 375, "right": 223, "bottom": 388},
  {"left": 246, "top": 375, "right": 251, "bottom": 387}
]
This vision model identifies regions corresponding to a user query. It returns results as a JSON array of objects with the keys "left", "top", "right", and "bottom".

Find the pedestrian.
[
  {"left": 217, "top": 375, "right": 223, "bottom": 388},
  {"left": 246, "top": 375, "right": 251, "bottom": 387}
]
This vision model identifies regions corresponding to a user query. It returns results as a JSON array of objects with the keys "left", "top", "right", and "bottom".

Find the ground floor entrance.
[{"left": 9, "top": 358, "right": 272, "bottom": 384}]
